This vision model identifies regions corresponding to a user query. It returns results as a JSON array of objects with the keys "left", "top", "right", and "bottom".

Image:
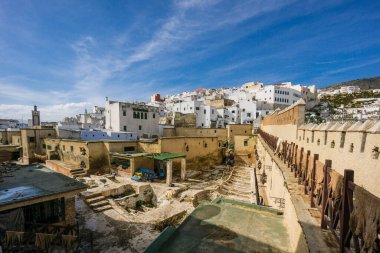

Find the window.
[
  {"left": 204, "top": 109, "right": 206, "bottom": 114},
  {"left": 153, "top": 113, "right": 155, "bottom": 118},
  {"left": 196, "top": 107, "right": 199, "bottom": 110},
  {"left": 48, "top": 133, "right": 52, "bottom": 137},
  {"left": 124, "top": 146, "right": 135, "bottom": 152},
  {"left": 42, "top": 144, "right": 46, "bottom": 149},
  {"left": 29, "top": 137, "right": 35, "bottom": 143},
  {"left": 247, "top": 113, "right": 251, "bottom": 117},
  {"left": 232, "top": 110, "right": 235, "bottom": 113},
  {"left": 244, "top": 140, "right": 248, "bottom": 146},
  {"left": 242, "top": 109, "right": 245, "bottom": 112},
  {"left": 63, "top": 145, "right": 66, "bottom": 151},
  {"left": 124, "top": 126, "right": 127, "bottom": 131},
  {"left": 70, "top": 146, "right": 74, "bottom": 152},
  {"left": 204, "top": 143, "right": 207, "bottom": 148},
  {"left": 47, "top": 145, "right": 52, "bottom": 150},
  {"left": 201, "top": 123, "right": 204, "bottom": 127},
  {"left": 139, "top": 125, "right": 142, "bottom": 130},
  {"left": 123, "top": 111, "right": 126, "bottom": 116},
  {"left": 144, "top": 113, "right": 147, "bottom": 119}
]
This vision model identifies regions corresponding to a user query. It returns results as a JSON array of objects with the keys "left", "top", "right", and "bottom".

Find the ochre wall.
[
  {"left": 0, "top": 131, "right": 21, "bottom": 145},
  {"left": 227, "top": 124, "right": 253, "bottom": 144},
  {"left": 234, "top": 135, "right": 256, "bottom": 165},
  {"left": 21, "top": 129, "right": 57, "bottom": 163},
  {"left": 163, "top": 127, "right": 228, "bottom": 142},
  {"left": 160, "top": 137, "right": 222, "bottom": 170}
]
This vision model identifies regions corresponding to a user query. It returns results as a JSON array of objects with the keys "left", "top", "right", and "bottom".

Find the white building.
[
  {"left": 239, "top": 99, "right": 257, "bottom": 124},
  {"left": 0, "top": 119, "right": 27, "bottom": 129},
  {"left": 340, "top": 86, "right": 360, "bottom": 94},
  {"left": 256, "top": 85, "right": 302, "bottom": 107},
  {"left": 105, "top": 98, "right": 159, "bottom": 138},
  {"left": 196, "top": 105, "right": 217, "bottom": 128}
]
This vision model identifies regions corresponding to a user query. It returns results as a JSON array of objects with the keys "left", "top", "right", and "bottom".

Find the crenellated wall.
[
  {"left": 260, "top": 100, "right": 380, "bottom": 197},
  {"left": 295, "top": 120, "right": 380, "bottom": 196}
]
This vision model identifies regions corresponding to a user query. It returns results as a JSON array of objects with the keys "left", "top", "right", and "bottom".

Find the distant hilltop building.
[{"left": 157, "top": 80, "right": 318, "bottom": 128}]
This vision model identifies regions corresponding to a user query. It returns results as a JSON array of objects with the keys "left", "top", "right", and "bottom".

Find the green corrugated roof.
[{"left": 144, "top": 152, "right": 185, "bottom": 160}]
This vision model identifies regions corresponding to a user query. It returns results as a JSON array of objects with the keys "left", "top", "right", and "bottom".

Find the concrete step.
[
  {"left": 72, "top": 172, "right": 87, "bottom": 178},
  {"left": 71, "top": 168, "right": 85, "bottom": 173},
  {"left": 219, "top": 189, "right": 251, "bottom": 202},
  {"left": 89, "top": 200, "right": 109, "bottom": 208},
  {"left": 83, "top": 192, "right": 102, "bottom": 200},
  {"left": 71, "top": 170, "right": 85, "bottom": 175},
  {"left": 219, "top": 187, "right": 252, "bottom": 198},
  {"left": 228, "top": 178, "right": 251, "bottom": 185},
  {"left": 224, "top": 181, "right": 251, "bottom": 191},
  {"left": 93, "top": 205, "right": 112, "bottom": 213},
  {"left": 85, "top": 195, "right": 106, "bottom": 204},
  {"left": 231, "top": 173, "right": 251, "bottom": 179}
]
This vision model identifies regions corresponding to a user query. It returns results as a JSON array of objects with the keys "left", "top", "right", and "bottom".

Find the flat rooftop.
[
  {"left": 0, "top": 164, "right": 87, "bottom": 207},
  {"left": 145, "top": 198, "right": 290, "bottom": 253}
]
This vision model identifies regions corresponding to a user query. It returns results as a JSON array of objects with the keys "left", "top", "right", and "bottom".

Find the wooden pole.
[
  {"left": 340, "top": 169, "right": 354, "bottom": 253},
  {"left": 310, "top": 154, "right": 318, "bottom": 207},
  {"left": 321, "top": 159, "right": 332, "bottom": 229}
]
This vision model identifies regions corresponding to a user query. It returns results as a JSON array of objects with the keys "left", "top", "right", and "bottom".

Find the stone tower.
[{"left": 32, "top": 105, "right": 40, "bottom": 126}]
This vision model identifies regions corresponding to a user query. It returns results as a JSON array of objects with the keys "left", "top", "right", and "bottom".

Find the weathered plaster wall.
[
  {"left": 0, "top": 130, "right": 21, "bottom": 145},
  {"left": 256, "top": 138, "right": 310, "bottom": 253},
  {"left": 160, "top": 137, "right": 222, "bottom": 170},
  {"left": 234, "top": 135, "right": 256, "bottom": 165},
  {"left": 227, "top": 124, "right": 253, "bottom": 144},
  {"left": 137, "top": 141, "right": 161, "bottom": 153},
  {"left": 163, "top": 127, "right": 228, "bottom": 141},
  {"left": 21, "top": 128, "right": 57, "bottom": 163},
  {"left": 104, "top": 141, "right": 138, "bottom": 153}
]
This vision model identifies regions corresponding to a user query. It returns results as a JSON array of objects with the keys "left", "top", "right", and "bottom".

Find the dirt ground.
[{"left": 75, "top": 167, "right": 229, "bottom": 253}]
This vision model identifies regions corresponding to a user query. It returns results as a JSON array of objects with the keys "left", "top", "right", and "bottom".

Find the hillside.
[{"left": 322, "top": 76, "right": 380, "bottom": 91}]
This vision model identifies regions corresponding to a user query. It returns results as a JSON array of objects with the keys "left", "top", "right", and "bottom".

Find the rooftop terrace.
[
  {"left": 0, "top": 163, "right": 87, "bottom": 209},
  {"left": 145, "top": 198, "right": 290, "bottom": 253}
]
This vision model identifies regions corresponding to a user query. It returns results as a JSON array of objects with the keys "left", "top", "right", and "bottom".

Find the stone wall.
[{"left": 163, "top": 127, "right": 228, "bottom": 141}]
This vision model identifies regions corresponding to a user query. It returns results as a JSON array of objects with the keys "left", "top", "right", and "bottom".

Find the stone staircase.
[
  {"left": 84, "top": 192, "right": 112, "bottom": 212},
  {"left": 70, "top": 168, "right": 87, "bottom": 178},
  {"left": 219, "top": 166, "right": 254, "bottom": 203}
]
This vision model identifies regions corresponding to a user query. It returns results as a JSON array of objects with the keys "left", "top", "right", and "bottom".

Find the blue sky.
[{"left": 0, "top": 0, "right": 379, "bottom": 121}]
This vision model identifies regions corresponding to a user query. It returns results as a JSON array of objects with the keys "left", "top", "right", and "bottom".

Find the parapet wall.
[
  {"left": 261, "top": 99, "right": 305, "bottom": 127},
  {"left": 261, "top": 100, "right": 305, "bottom": 143}
]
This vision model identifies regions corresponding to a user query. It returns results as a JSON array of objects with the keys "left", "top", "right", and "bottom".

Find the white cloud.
[{"left": 0, "top": 102, "right": 90, "bottom": 122}]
